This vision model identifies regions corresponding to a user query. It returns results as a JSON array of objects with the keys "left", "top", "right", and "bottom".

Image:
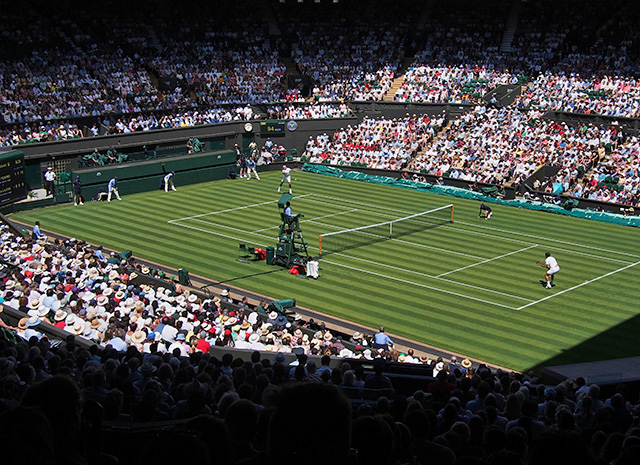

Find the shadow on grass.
[{"left": 525, "top": 312, "right": 640, "bottom": 374}]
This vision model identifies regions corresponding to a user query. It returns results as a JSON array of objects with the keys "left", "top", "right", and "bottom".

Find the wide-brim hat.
[
  {"left": 18, "top": 317, "right": 29, "bottom": 330},
  {"left": 29, "top": 299, "right": 41, "bottom": 310},
  {"left": 26, "top": 316, "right": 42, "bottom": 327},
  {"left": 115, "top": 290, "right": 125, "bottom": 300},
  {"left": 37, "top": 306, "right": 49, "bottom": 317},
  {"left": 275, "top": 315, "right": 288, "bottom": 326},
  {"left": 323, "top": 331, "right": 333, "bottom": 341},
  {"left": 90, "top": 319, "right": 102, "bottom": 329},
  {"left": 71, "top": 320, "right": 85, "bottom": 335},
  {"left": 188, "top": 294, "right": 197, "bottom": 303},
  {"left": 97, "top": 296, "right": 109, "bottom": 306},
  {"left": 461, "top": 358, "right": 472, "bottom": 369},
  {"left": 352, "top": 331, "right": 362, "bottom": 340},
  {"left": 108, "top": 270, "right": 119, "bottom": 281},
  {"left": 54, "top": 309, "right": 68, "bottom": 321},
  {"left": 221, "top": 289, "right": 229, "bottom": 297},
  {"left": 249, "top": 333, "right": 261, "bottom": 343},
  {"left": 140, "top": 361, "right": 157, "bottom": 375},
  {"left": 131, "top": 331, "right": 146, "bottom": 344},
  {"left": 240, "top": 320, "right": 251, "bottom": 330},
  {"left": 103, "top": 288, "right": 113, "bottom": 297},
  {"left": 268, "top": 311, "right": 278, "bottom": 320},
  {"left": 65, "top": 314, "right": 77, "bottom": 326}
]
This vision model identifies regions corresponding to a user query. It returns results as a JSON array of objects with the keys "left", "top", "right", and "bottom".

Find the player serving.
[
  {"left": 543, "top": 252, "right": 559, "bottom": 289},
  {"left": 278, "top": 165, "right": 293, "bottom": 194}
]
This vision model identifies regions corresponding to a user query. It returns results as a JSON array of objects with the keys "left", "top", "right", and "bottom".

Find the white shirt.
[{"left": 545, "top": 256, "right": 560, "bottom": 272}]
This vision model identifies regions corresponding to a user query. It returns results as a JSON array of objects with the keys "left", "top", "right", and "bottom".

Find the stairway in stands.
[
  {"left": 500, "top": 0, "right": 522, "bottom": 53},
  {"left": 383, "top": 59, "right": 413, "bottom": 102}
]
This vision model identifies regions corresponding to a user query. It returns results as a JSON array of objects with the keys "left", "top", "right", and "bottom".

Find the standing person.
[
  {"left": 107, "top": 176, "right": 121, "bottom": 201},
  {"left": 73, "top": 176, "right": 84, "bottom": 206},
  {"left": 543, "top": 252, "right": 560, "bottom": 289},
  {"left": 478, "top": 203, "right": 492, "bottom": 219},
  {"left": 44, "top": 166, "right": 56, "bottom": 197},
  {"left": 164, "top": 171, "right": 177, "bottom": 192},
  {"left": 246, "top": 156, "right": 260, "bottom": 180},
  {"left": 32, "top": 221, "right": 46, "bottom": 241},
  {"left": 278, "top": 165, "right": 292, "bottom": 194},
  {"left": 239, "top": 152, "right": 248, "bottom": 179}
]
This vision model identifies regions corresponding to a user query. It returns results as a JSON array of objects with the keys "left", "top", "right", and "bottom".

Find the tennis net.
[{"left": 319, "top": 204, "right": 453, "bottom": 255}]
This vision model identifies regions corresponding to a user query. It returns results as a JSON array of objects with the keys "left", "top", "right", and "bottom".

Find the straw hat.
[{"left": 131, "top": 331, "right": 146, "bottom": 344}]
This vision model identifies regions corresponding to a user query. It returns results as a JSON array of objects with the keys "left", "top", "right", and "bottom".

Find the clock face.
[{"left": 244, "top": 122, "right": 253, "bottom": 132}]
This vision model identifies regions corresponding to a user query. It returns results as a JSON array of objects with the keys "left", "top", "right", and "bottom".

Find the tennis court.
[
  {"left": 10, "top": 170, "right": 640, "bottom": 370},
  {"left": 169, "top": 192, "right": 639, "bottom": 313}
]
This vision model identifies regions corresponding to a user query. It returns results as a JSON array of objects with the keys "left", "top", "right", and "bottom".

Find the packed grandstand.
[{"left": 1, "top": 1, "right": 640, "bottom": 464}]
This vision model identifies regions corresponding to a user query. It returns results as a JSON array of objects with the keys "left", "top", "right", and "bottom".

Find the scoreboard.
[
  {"left": 260, "top": 121, "right": 286, "bottom": 136},
  {"left": 0, "top": 151, "right": 27, "bottom": 205}
]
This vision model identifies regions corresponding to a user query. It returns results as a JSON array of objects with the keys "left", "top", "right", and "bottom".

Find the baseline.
[
  {"left": 170, "top": 194, "right": 312, "bottom": 222},
  {"left": 517, "top": 260, "right": 640, "bottom": 311}
]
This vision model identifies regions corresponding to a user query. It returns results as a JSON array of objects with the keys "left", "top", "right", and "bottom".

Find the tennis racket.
[{"left": 536, "top": 260, "right": 547, "bottom": 268}]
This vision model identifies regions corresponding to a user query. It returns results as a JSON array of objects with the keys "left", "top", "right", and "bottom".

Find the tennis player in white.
[
  {"left": 544, "top": 252, "right": 560, "bottom": 289},
  {"left": 278, "top": 165, "right": 292, "bottom": 194}
]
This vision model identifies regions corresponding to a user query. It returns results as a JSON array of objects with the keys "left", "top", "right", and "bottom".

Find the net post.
[
  {"left": 318, "top": 235, "right": 323, "bottom": 255},
  {"left": 450, "top": 204, "right": 454, "bottom": 222}
]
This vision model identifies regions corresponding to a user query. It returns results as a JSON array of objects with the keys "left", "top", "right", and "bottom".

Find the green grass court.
[{"left": 10, "top": 170, "right": 640, "bottom": 372}]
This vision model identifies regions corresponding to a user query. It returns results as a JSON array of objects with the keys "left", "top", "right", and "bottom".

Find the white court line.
[
  {"left": 517, "top": 260, "right": 640, "bottom": 311},
  {"left": 437, "top": 227, "right": 635, "bottom": 265},
  {"left": 437, "top": 245, "right": 538, "bottom": 277},
  {"left": 166, "top": 221, "right": 268, "bottom": 247},
  {"left": 453, "top": 219, "right": 640, "bottom": 260},
  {"left": 169, "top": 217, "right": 529, "bottom": 304},
  {"left": 303, "top": 195, "right": 635, "bottom": 265},
  {"left": 170, "top": 194, "right": 313, "bottom": 222},
  {"left": 307, "top": 194, "right": 640, "bottom": 260},
  {"left": 251, "top": 209, "right": 358, "bottom": 233},
  {"left": 323, "top": 260, "right": 517, "bottom": 310},
  {"left": 309, "top": 220, "right": 486, "bottom": 260}
]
